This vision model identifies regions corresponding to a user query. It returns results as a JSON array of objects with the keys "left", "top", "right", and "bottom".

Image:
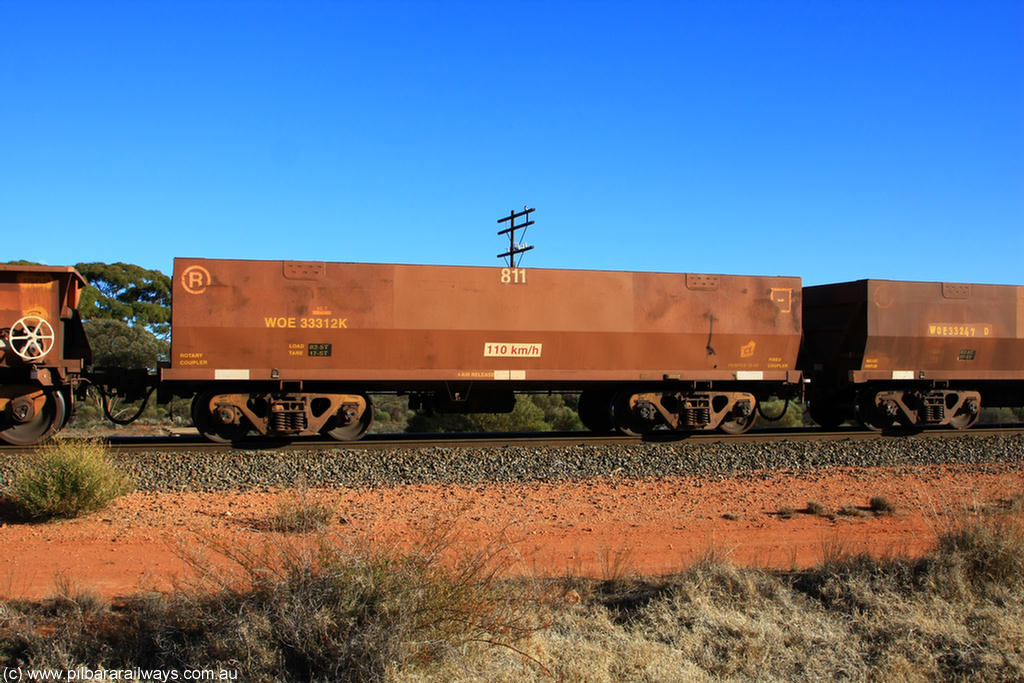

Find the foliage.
[
  {"left": 754, "top": 398, "right": 806, "bottom": 428},
  {"left": 5, "top": 439, "right": 133, "bottom": 521},
  {"left": 75, "top": 262, "right": 171, "bottom": 338},
  {"left": 0, "top": 521, "right": 540, "bottom": 682},
  {"left": 980, "top": 407, "right": 1024, "bottom": 423},
  {"left": 368, "top": 394, "right": 412, "bottom": 434},
  {"left": 268, "top": 483, "right": 335, "bottom": 533},
  {"left": 406, "top": 394, "right": 558, "bottom": 433},
  {"left": 83, "top": 318, "right": 167, "bottom": 371},
  {"left": 3, "top": 499, "right": 1024, "bottom": 681},
  {"left": 530, "top": 393, "right": 585, "bottom": 431}
]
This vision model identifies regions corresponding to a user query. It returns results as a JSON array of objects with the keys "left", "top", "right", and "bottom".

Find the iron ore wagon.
[{"left": 164, "top": 258, "right": 804, "bottom": 441}]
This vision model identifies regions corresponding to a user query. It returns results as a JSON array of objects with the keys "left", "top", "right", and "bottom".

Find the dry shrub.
[
  {"left": 932, "top": 500, "right": 1024, "bottom": 591},
  {"left": 1, "top": 520, "right": 544, "bottom": 682},
  {"left": 5, "top": 438, "right": 132, "bottom": 520},
  {"left": 805, "top": 500, "right": 830, "bottom": 517},
  {"left": 267, "top": 481, "right": 335, "bottom": 533},
  {"left": 869, "top": 496, "right": 897, "bottom": 515}
]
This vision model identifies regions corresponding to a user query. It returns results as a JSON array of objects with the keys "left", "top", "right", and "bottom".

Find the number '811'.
[{"left": 500, "top": 268, "right": 527, "bottom": 284}]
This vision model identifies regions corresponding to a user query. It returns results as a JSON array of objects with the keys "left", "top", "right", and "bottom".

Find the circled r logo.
[{"left": 181, "top": 265, "right": 212, "bottom": 294}]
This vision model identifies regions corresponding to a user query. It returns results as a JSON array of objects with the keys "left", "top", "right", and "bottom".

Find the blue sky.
[{"left": 1, "top": 1, "right": 1021, "bottom": 286}]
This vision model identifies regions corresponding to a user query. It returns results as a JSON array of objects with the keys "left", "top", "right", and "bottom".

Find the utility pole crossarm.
[{"left": 495, "top": 207, "right": 535, "bottom": 268}]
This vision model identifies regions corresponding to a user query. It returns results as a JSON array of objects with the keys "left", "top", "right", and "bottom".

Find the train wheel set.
[{"left": 2, "top": 261, "right": 1022, "bottom": 445}]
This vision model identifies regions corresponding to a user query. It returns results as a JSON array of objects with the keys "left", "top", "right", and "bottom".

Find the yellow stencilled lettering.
[
  {"left": 927, "top": 323, "right": 993, "bottom": 338},
  {"left": 299, "top": 317, "right": 348, "bottom": 329},
  {"left": 770, "top": 288, "right": 792, "bottom": 313},
  {"left": 266, "top": 316, "right": 348, "bottom": 329},
  {"left": 178, "top": 352, "right": 208, "bottom": 367},
  {"left": 500, "top": 268, "right": 527, "bottom": 285}
]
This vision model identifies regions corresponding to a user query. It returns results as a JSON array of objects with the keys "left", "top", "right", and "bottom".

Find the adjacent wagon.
[
  {"left": 800, "top": 279, "right": 1024, "bottom": 429},
  {"left": 0, "top": 265, "right": 90, "bottom": 444}
]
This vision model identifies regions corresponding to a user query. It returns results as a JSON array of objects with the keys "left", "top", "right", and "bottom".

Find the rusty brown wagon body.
[
  {"left": 0, "top": 265, "right": 91, "bottom": 444},
  {"left": 800, "top": 279, "right": 1024, "bottom": 429},
  {"left": 163, "top": 258, "right": 803, "bottom": 440}
]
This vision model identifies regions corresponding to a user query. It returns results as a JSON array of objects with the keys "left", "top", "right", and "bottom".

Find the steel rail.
[{"left": 2, "top": 424, "right": 1022, "bottom": 455}]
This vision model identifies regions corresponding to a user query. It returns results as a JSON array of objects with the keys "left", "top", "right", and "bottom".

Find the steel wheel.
[
  {"left": 719, "top": 411, "right": 756, "bottom": 435},
  {"left": 0, "top": 388, "right": 66, "bottom": 445},
  {"left": 191, "top": 392, "right": 250, "bottom": 443},
  {"left": 855, "top": 395, "right": 891, "bottom": 431},
  {"left": 949, "top": 407, "right": 980, "bottom": 430},
  {"left": 808, "top": 400, "right": 843, "bottom": 430},
  {"left": 610, "top": 393, "right": 642, "bottom": 436},
  {"left": 325, "top": 396, "right": 374, "bottom": 441},
  {"left": 578, "top": 390, "right": 614, "bottom": 433}
]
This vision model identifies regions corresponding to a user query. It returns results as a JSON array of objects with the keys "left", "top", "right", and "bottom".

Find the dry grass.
[
  {"left": 2, "top": 494, "right": 1023, "bottom": 682},
  {"left": 267, "top": 482, "right": 335, "bottom": 533},
  {"left": 870, "top": 495, "right": 897, "bottom": 515},
  {"left": 805, "top": 500, "right": 830, "bottom": 517}
]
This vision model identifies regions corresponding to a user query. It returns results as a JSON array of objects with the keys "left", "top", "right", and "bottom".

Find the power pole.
[{"left": 496, "top": 206, "right": 535, "bottom": 267}]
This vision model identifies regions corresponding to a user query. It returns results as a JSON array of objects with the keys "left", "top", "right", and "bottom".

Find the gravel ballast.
[{"left": 3, "top": 433, "right": 1022, "bottom": 492}]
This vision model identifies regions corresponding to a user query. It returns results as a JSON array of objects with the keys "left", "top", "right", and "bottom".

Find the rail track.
[{"left": 3, "top": 423, "right": 1023, "bottom": 455}]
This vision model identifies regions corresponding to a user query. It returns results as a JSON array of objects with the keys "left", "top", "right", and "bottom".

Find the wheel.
[
  {"left": 855, "top": 394, "right": 892, "bottom": 431},
  {"left": 610, "top": 393, "right": 642, "bottom": 436},
  {"left": 9, "top": 316, "right": 56, "bottom": 361},
  {"left": 719, "top": 411, "right": 756, "bottom": 435},
  {"left": 191, "top": 392, "right": 250, "bottom": 443},
  {"left": 808, "top": 399, "right": 843, "bottom": 430},
  {"left": 577, "top": 390, "right": 614, "bottom": 433},
  {"left": 0, "top": 388, "right": 66, "bottom": 445},
  {"left": 324, "top": 396, "right": 374, "bottom": 441},
  {"left": 949, "top": 402, "right": 980, "bottom": 430}
]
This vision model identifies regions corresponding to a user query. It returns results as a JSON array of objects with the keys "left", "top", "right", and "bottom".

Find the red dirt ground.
[{"left": 1, "top": 462, "right": 1021, "bottom": 600}]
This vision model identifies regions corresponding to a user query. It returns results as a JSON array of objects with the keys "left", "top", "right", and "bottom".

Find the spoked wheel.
[
  {"left": 9, "top": 316, "right": 56, "bottom": 361},
  {"left": 577, "top": 390, "right": 614, "bottom": 433},
  {"left": 324, "top": 395, "right": 374, "bottom": 441},
  {"left": 719, "top": 411, "right": 756, "bottom": 435},
  {"left": 0, "top": 388, "right": 66, "bottom": 445},
  {"left": 191, "top": 392, "right": 251, "bottom": 443}
]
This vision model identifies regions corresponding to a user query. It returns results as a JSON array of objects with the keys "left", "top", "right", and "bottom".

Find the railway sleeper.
[
  {"left": 192, "top": 391, "right": 373, "bottom": 442},
  {"left": 862, "top": 389, "right": 981, "bottom": 430},
  {"left": 617, "top": 390, "right": 758, "bottom": 435}
]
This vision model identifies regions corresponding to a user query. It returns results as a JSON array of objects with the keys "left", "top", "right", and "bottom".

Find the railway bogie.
[{"left": 189, "top": 388, "right": 373, "bottom": 442}]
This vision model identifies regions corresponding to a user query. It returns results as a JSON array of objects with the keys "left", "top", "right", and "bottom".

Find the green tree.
[
  {"left": 754, "top": 398, "right": 806, "bottom": 428},
  {"left": 407, "top": 395, "right": 552, "bottom": 433},
  {"left": 84, "top": 318, "right": 167, "bottom": 371},
  {"left": 529, "top": 393, "right": 585, "bottom": 430},
  {"left": 75, "top": 262, "right": 171, "bottom": 338}
]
